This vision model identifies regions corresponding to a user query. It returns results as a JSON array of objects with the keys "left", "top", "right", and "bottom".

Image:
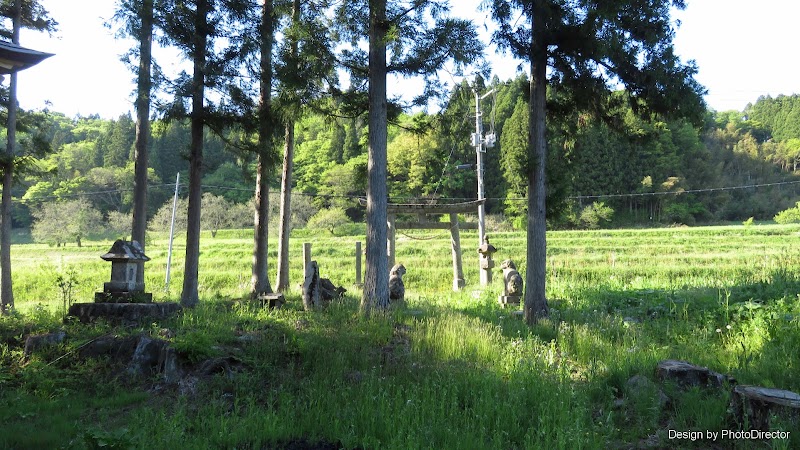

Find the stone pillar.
[
  {"left": 355, "top": 241, "right": 363, "bottom": 287},
  {"left": 449, "top": 213, "right": 465, "bottom": 291},
  {"left": 303, "top": 243, "right": 312, "bottom": 274},
  {"left": 387, "top": 213, "right": 396, "bottom": 268},
  {"left": 302, "top": 260, "right": 320, "bottom": 311}
]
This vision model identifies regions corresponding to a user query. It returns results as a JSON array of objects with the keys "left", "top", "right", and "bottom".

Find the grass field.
[{"left": 1, "top": 223, "right": 799, "bottom": 449}]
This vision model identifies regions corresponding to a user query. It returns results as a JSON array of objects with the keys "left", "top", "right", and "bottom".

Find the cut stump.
[{"left": 731, "top": 385, "right": 800, "bottom": 431}]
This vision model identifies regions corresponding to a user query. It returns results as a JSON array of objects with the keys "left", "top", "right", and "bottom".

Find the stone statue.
[
  {"left": 320, "top": 277, "right": 347, "bottom": 301},
  {"left": 500, "top": 259, "right": 523, "bottom": 296},
  {"left": 389, "top": 263, "right": 406, "bottom": 301}
]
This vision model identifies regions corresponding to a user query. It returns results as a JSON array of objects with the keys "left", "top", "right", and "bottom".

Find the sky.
[{"left": 12, "top": 0, "right": 800, "bottom": 120}]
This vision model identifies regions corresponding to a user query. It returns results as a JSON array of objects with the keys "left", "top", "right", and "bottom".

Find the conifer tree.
[
  {"left": 156, "top": 0, "right": 252, "bottom": 307},
  {"left": 334, "top": 0, "right": 482, "bottom": 311},
  {"left": 489, "top": 0, "right": 706, "bottom": 323},
  {"left": 274, "top": 0, "right": 337, "bottom": 293},
  {"left": 111, "top": 0, "right": 155, "bottom": 264}
]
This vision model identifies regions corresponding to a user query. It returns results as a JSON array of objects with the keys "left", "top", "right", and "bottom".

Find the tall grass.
[{"left": 1, "top": 224, "right": 799, "bottom": 448}]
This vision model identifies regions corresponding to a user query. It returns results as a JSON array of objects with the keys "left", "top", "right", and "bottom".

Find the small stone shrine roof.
[
  {"left": 478, "top": 236, "right": 497, "bottom": 254},
  {"left": 101, "top": 240, "right": 150, "bottom": 262}
]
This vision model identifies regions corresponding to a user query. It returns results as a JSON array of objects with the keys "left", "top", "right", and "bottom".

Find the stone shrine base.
[
  {"left": 94, "top": 291, "right": 153, "bottom": 303},
  {"left": 498, "top": 295, "right": 521, "bottom": 308},
  {"left": 68, "top": 302, "right": 181, "bottom": 324}
]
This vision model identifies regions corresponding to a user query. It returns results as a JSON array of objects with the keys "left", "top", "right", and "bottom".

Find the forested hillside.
[{"left": 7, "top": 86, "right": 800, "bottom": 239}]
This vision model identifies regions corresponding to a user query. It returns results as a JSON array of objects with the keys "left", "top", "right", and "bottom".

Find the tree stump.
[{"left": 730, "top": 385, "right": 800, "bottom": 431}]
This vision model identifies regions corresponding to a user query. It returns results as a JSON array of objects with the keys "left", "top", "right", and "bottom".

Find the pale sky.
[{"left": 13, "top": 0, "right": 800, "bottom": 119}]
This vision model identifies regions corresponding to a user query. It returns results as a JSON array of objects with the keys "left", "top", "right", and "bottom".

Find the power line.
[
  {"left": 19, "top": 178, "right": 800, "bottom": 206},
  {"left": 21, "top": 183, "right": 178, "bottom": 203},
  {"left": 566, "top": 179, "right": 800, "bottom": 201}
]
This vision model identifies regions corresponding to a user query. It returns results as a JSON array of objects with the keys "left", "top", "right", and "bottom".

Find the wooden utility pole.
[{"left": 473, "top": 86, "right": 496, "bottom": 286}]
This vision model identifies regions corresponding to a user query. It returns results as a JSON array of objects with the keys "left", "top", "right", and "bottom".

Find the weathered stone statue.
[
  {"left": 500, "top": 259, "right": 523, "bottom": 296},
  {"left": 302, "top": 260, "right": 321, "bottom": 311},
  {"left": 498, "top": 259, "right": 523, "bottom": 307},
  {"left": 320, "top": 277, "right": 347, "bottom": 301},
  {"left": 389, "top": 263, "right": 406, "bottom": 302}
]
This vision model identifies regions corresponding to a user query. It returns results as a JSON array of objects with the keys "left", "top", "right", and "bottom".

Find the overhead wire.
[{"left": 22, "top": 177, "right": 800, "bottom": 205}]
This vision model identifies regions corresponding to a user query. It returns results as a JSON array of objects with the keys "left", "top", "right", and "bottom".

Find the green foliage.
[
  {"left": 202, "top": 162, "right": 250, "bottom": 204},
  {"left": 578, "top": 201, "right": 613, "bottom": 229},
  {"left": 745, "top": 94, "right": 800, "bottom": 142},
  {"left": 14, "top": 73, "right": 800, "bottom": 234},
  {"left": 200, "top": 193, "right": 233, "bottom": 238},
  {"left": 31, "top": 199, "right": 103, "bottom": 247},
  {"left": 54, "top": 266, "right": 78, "bottom": 316},
  {"left": 316, "top": 154, "right": 367, "bottom": 213},
  {"left": 774, "top": 202, "right": 800, "bottom": 224},
  {"left": 105, "top": 210, "right": 132, "bottom": 241},
  {"left": 306, "top": 207, "right": 352, "bottom": 235},
  {"left": 499, "top": 98, "right": 528, "bottom": 198},
  {"left": 388, "top": 127, "right": 440, "bottom": 198},
  {"left": 148, "top": 197, "right": 188, "bottom": 234}
]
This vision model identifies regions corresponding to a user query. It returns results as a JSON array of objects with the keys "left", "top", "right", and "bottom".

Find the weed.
[{"left": 55, "top": 266, "right": 78, "bottom": 315}]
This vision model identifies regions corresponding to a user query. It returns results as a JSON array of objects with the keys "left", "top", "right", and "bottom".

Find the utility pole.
[
  {"left": 472, "top": 87, "right": 495, "bottom": 285},
  {"left": 165, "top": 173, "right": 180, "bottom": 290}
]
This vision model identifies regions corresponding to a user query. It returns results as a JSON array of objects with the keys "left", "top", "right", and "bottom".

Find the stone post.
[
  {"left": 449, "top": 213, "right": 465, "bottom": 291},
  {"left": 355, "top": 241, "right": 363, "bottom": 287},
  {"left": 303, "top": 243, "right": 312, "bottom": 274},
  {"left": 387, "top": 214, "right": 396, "bottom": 268}
]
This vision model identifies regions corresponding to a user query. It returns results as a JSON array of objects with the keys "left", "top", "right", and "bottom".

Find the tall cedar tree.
[
  {"left": 274, "top": 0, "right": 337, "bottom": 292},
  {"left": 0, "top": 0, "right": 55, "bottom": 315},
  {"left": 489, "top": 0, "right": 706, "bottom": 324},
  {"left": 273, "top": 0, "right": 297, "bottom": 293},
  {"left": 156, "top": 0, "right": 251, "bottom": 307},
  {"left": 111, "top": 0, "right": 155, "bottom": 288},
  {"left": 228, "top": 0, "right": 336, "bottom": 297},
  {"left": 334, "top": 0, "right": 482, "bottom": 312},
  {"left": 251, "top": 0, "right": 275, "bottom": 297}
]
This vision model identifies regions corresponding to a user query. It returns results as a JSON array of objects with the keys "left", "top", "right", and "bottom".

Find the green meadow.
[{"left": 1, "top": 224, "right": 799, "bottom": 449}]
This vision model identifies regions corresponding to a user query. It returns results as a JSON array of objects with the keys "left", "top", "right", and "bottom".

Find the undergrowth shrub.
[{"left": 774, "top": 201, "right": 800, "bottom": 224}]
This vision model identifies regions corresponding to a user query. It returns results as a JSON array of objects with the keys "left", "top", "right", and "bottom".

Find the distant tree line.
[{"left": 11, "top": 91, "right": 800, "bottom": 237}]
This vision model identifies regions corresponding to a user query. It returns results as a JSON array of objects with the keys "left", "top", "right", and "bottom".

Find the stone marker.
[{"left": 302, "top": 260, "right": 321, "bottom": 310}]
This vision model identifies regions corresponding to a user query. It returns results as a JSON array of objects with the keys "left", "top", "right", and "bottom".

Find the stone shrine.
[
  {"left": 95, "top": 240, "right": 152, "bottom": 303},
  {"left": 68, "top": 240, "right": 179, "bottom": 324}
]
